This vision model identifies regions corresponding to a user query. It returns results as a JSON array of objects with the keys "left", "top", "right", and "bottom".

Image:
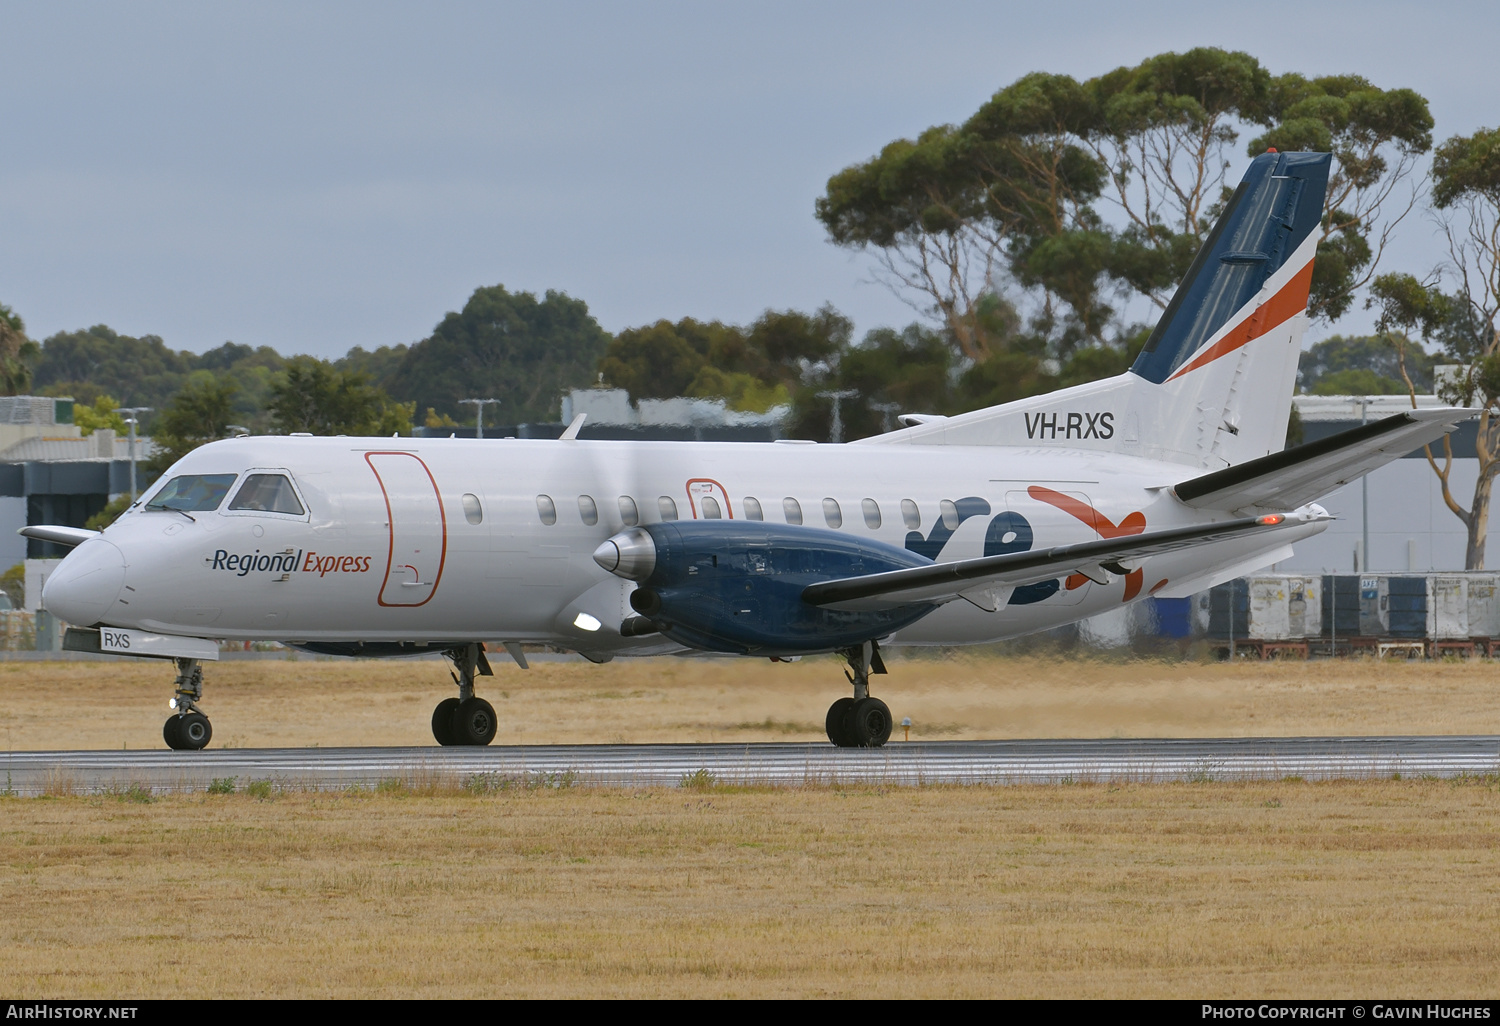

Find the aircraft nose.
[{"left": 41, "top": 537, "right": 127, "bottom": 626}]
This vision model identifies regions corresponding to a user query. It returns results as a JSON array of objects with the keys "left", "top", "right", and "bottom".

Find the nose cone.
[
  {"left": 592, "top": 527, "right": 657, "bottom": 581},
  {"left": 41, "top": 537, "right": 127, "bottom": 626}
]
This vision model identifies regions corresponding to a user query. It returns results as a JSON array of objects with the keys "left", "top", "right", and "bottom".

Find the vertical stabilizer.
[{"left": 862, "top": 152, "right": 1331, "bottom": 469}]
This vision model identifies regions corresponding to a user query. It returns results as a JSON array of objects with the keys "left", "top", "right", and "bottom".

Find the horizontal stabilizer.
[
  {"left": 18, "top": 525, "right": 100, "bottom": 548},
  {"left": 802, "top": 511, "right": 1323, "bottom": 612},
  {"left": 1172, "top": 408, "right": 1477, "bottom": 513}
]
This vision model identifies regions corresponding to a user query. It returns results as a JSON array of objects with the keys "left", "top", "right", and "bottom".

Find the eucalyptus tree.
[
  {"left": 816, "top": 49, "right": 1432, "bottom": 367},
  {"left": 1370, "top": 128, "right": 1500, "bottom": 568}
]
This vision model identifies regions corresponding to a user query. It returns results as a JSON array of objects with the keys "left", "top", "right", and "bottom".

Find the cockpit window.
[
  {"left": 146, "top": 474, "right": 238, "bottom": 512},
  {"left": 229, "top": 474, "right": 306, "bottom": 515}
]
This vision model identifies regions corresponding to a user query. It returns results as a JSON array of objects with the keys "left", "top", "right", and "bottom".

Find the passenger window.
[
  {"left": 150, "top": 474, "right": 238, "bottom": 513},
  {"left": 228, "top": 474, "right": 305, "bottom": 515},
  {"left": 536, "top": 494, "right": 557, "bottom": 525},
  {"left": 578, "top": 495, "right": 599, "bottom": 526},
  {"left": 782, "top": 497, "right": 802, "bottom": 525},
  {"left": 742, "top": 497, "right": 764, "bottom": 521},
  {"left": 939, "top": 499, "right": 960, "bottom": 530},
  {"left": 658, "top": 496, "right": 679, "bottom": 521},
  {"left": 462, "top": 493, "right": 483, "bottom": 525},
  {"left": 862, "top": 498, "right": 881, "bottom": 529},
  {"left": 618, "top": 496, "right": 639, "bottom": 527},
  {"left": 901, "top": 499, "right": 921, "bottom": 530},
  {"left": 701, "top": 496, "right": 722, "bottom": 519},
  {"left": 823, "top": 498, "right": 842, "bottom": 528}
]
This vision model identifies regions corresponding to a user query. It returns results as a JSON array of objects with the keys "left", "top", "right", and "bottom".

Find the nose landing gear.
[
  {"left": 432, "top": 643, "right": 497, "bottom": 746},
  {"left": 825, "top": 641, "right": 893, "bottom": 748},
  {"left": 163, "top": 658, "right": 213, "bottom": 751}
]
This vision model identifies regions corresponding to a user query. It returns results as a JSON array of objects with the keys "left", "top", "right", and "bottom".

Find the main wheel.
[
  {"left": 431, "top": 697, "right": 461, "bottom": 746},
  {"left": 172, "top": 712, "right": 212, "bottom": 751},
  {"left": 451, "top": 697, "right": 497, "bottom": 746},
  {"left": 825, "top": 697, "right": 855, "bottom": 747},
  {"left": 847, "top": 697, "right": 892, "bottom": 748}
]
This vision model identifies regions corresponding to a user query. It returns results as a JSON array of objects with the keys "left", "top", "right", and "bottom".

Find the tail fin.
[
  {"left": 1129, "top": 151, "right": 1329, "bottom": 385},
  {"left": 862, "top": 151, "right": 1331, "bottom": 470}
]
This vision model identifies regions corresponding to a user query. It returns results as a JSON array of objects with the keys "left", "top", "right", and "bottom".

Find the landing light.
[
  {"left": 168, "top": 698, "right": 177, "bottom": 710},
  {"left": 573, "top": 612, "right": 602, "bottom": 632}
]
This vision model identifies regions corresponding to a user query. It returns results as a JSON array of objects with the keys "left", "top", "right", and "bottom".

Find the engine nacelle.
[{"left": 592, "top": 520, "right": 936, "bottom": 655}]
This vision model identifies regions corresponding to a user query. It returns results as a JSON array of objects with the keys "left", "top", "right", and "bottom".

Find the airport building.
[{"left": 0, "top": 396, "right": 157, "bottom": 587}]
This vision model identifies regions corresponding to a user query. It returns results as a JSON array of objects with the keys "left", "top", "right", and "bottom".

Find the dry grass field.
[
  {"left": 2, "top": 780, "right": 1498, "bottom": 998},
  {"left": 2, "top": 652, "right": 1499, "bottom": 998},
  {"left": 0, "top": 649, "right": 1497, "bottom": 750}
]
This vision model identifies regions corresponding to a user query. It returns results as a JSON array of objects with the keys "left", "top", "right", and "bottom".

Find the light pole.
[
  {"left": 816, "top": 389, "right": 858, "bottom": 444},
  {"left": 113, "top": 406, "right": 151, "bottom": 503},
  {"left": 1354, "top": 397, "right": 1372, "bottom": 572},
  {"left": 871, "top": 401, "right": 901, "bottom": 434},
  {"left": 459, "top": 398, "right": 501, "bottom": 439}
]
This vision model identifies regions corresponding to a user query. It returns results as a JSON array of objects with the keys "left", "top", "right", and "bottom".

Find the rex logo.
[{"left": 1027, "top": 485, "right": 1150, "bottom": 600}]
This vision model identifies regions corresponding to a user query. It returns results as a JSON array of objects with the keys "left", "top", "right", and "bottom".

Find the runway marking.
[{"left": 3, "top": 737, "right": 1498, "bottom": 795}]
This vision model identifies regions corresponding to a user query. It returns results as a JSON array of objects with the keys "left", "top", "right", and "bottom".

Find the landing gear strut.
[
  {"left": 825, "top": 641, "right": 893, "bottom": 748},
  {"left": 432, "top": 643, "right": 497, "bottom": 746},
  {"left": 163, "top": 658, "right": 213, "bottom": 751}
]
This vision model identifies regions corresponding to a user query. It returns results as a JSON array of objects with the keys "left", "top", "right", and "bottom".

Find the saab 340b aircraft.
[{"left": 26, "top": 150, "right": 1475, "bottom": 751}]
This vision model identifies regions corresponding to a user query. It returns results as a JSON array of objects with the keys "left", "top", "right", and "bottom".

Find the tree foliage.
[
  {"left": 599, "top": 307, "right": 852, "bottom": 415},
  {"left": 816, "top": 48, "right": 1432, "bottom": 377},
  {"left": 392, "top": 285, "right": 610, "bottom": 424},
  {"left": 1366, "top": 130, "right": 1500, "bottom": 568},
  {"left": 267, "top": 357, "right": 413, "bottom": 437},
  {"left": 0, "top": 304, "right": 38, "bottom": 396},
  {"left": 1296, "top": 333, "right": 1433, "bottom": 395},
  {"left": 146, "top": 375, "right": 244, "bottom": 472},
  {"left": 72, "top": 394, "right": 129, "bottom": 436}
]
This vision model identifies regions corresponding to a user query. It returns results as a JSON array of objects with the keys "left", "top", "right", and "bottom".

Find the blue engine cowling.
[{"left": 592, "top": 520, "right": 937, "bottom": 656}]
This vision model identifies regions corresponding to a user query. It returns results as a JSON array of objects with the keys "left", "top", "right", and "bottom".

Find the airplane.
[{"left": 25, "top": 149, "right": 1475, "bottom": 751}]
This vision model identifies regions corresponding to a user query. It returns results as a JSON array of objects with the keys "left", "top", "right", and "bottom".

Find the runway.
[{"left": 3, "top": 736, "right": 1498, "bottom": 794}]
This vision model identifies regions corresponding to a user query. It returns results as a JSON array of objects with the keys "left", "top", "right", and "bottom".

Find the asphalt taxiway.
[{"left": 3, "top": 736, "right": 1497, "bottom": 795}]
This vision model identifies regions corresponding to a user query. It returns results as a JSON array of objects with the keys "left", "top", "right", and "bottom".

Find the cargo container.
[
  {"left": 1247, "top": 575, "right": 1322, "bottom": 639},
  {"left": 1386, "top": 576, "right": 1428, "bottom": 637},
  {"left": 1467, "top": 575, "right": 1500, "bottom": 638},
  {"left": 1207, "top": 576, "right": 1321, "bottom": 641},
  {"left": 1426, "top": 575, "right": 1470, "bottom": 639},
  {"left": 1320, "top": 575, "right": 1361, "bottom": 638}
]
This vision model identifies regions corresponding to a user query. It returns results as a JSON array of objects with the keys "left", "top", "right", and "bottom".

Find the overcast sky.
[{"left": 2, "top": 1, "right": 1495, "bottom": 359}]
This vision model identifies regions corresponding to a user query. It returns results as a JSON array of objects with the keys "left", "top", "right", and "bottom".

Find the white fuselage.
[{"left": 44, "top": 434, "right": 1326, "bottom": 655}]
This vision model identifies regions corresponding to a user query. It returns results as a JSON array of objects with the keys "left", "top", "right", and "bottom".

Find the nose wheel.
[
  {"left": 163, "top": 658, "right": 213, "bottom": 751},
  {"left": 825, "top": 641, "right": 893, "bottom": 748},
  {"left": 432, "top": 644, "right": 498, "bottom": 746}
]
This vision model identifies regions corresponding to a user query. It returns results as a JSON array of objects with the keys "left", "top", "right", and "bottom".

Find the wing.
[
  {"left": 1172, "top": 408, "right": 1476, "bottom": 513},
  {"left": 18, "top": 525, "right": 100, "bottom": 548},
  {"left": 801, "top": 511, "right": 1326, "bottom": 612}
]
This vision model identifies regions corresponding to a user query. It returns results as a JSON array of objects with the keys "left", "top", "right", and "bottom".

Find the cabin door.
[{"left": 365, "top": 452, "right": 447, "bottom": 606}]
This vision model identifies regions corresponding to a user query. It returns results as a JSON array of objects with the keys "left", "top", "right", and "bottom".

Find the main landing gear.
[
  {"left": 163, "top": 658, "right": 213, "bottom": 751},
  {"left": 432, "top": 643, "right": 498, "bottom": 746},
  {"left": 825, "top": 640, "right": 893, "bottom": 748}
]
